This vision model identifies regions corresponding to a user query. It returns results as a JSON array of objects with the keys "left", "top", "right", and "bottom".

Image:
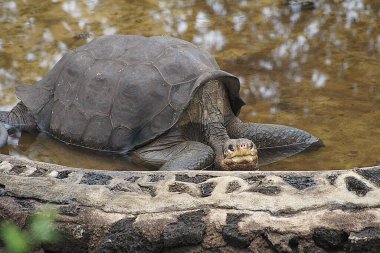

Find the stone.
[
  {"left": 226, "top": 213, "right": 246, "bottom": 225},
  {"left": 345, "top": 176, "right": 372, "bottom": 196},
  {"left": 148, "top": 174, "right": 165, "bottom": 182},
  {"left": 200, "top": 182, "right": 216, "bottom": 197},
  {"left": 281, "top": 175, "right": 316, "bottom": 190},
  {"left": 56, "top": 170, "right": 71, "bottom": 179},
  {"left": 139, "top": 185, "right": 157, "bottom": 197},
  {"left": 312, "top": 228, "right": 349, "bottom": 251},
  {"left": 99, "top": 218, "right": 162, "bottom": 253},
  {"left": 288, "top": 236, "right": 300, "bottom": 248},
  {"left": 29, "top": 167, "right": 48, "bottom": 177},
  {"left": 59, "top": 202, "right": 80, "bottom": 216},
  {"left": 348, "top": 227, "right": 380, "bottom": 253},
  {"left": 125, "top": 176, "right": 140, "bottom": 182},
  {"left": 168, "top": 182, "right": 191, "bottom": 193},
  {"left": 163, "top": 222, "right": 206, "bottom": 248},
  {"left": 80, "top": 172, "right": 112, "bottom": 185},
  {"left": 178, "top": 210, "right": 207, "bottom": 224},
  {"left": 244, "top": 175, "right": 266, "bottom": 184},
  {"left": 175, "top": 174, "right": 216, "bottom": 184},
  {"left": 134, "top": 214, "right": 177, "bottom": 243},
  {"left": 226, "top": 181, "right": 241, "bottom": 193},
  {"left": 222, "top": 225, "right": 253, "bottom": 249},
  {"left": 109, "top": 182, "right": 141, "bottom": 192},
  {"left": 163, "top": 245, "right": 205, "bottom": 253},
  {"left": 247, "top": 185, "right": 281, "bottom": 195},
  {"left": 326, "top": 174, "right": 338, "bottom": 185},
  {"left": 222, "top": 213, "right": 252, "bottom": 249},
  {"left": 0, "top": 183, "right": 5, "bottom": 196},
  {"left": 9, "top": 165, "right": 27, "bottom": 175},
  {"left": 161, "top": 210, "right": 207, "bottom": 248},
  {"left": 355, "top": 167, "right": 380, "bottom": 187},
  {"left": 249, "top": 236, "right": 273, "bottom": 253}
]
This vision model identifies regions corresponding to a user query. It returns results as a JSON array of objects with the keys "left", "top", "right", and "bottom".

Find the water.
[{"left": 0, "top": 0, "right": 379, "bottom": 171}]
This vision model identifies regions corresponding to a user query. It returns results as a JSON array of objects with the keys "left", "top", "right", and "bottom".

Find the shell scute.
[
  {"left": 134, "top": 106, "right": 176, "bottom": 147},
  {"left": 109, "top": 127, "right": 134, "bottom": 150},
  {"left": 153, "top": 46, "right": 211, "bottom": 85},
  {"left": 58, "top": 104, "right": 88, "bottom": 142},
  {"left": 50, "top": 100, "right": 65, "bottom": 133},
  {"left": 169, "top": 80, "right": 195, "bottom": 110},
  {"left": 77, "top": 60, "right": 124, "bottom": 115},
  {"left": 82, "top": 116, "right": 113, "bottom": 148},
  {"left": 110, "top": 64, "right": 170, "bottom": 130},
  {"left": 78, "top": 35, "right": 136, "bottom": 60},
  {"left": 54, "top": 52, "right": 94, "bottom": 106}
]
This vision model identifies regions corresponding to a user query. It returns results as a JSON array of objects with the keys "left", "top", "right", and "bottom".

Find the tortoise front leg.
[
  {"left": 226, "top": 117, "right": 322, "bottom": 166},
  {"left": 131, "top": 140, "right": 214, "bottom": 171},
  {"left": 159, "top": 141, "right": 214, "bottom": 171}
]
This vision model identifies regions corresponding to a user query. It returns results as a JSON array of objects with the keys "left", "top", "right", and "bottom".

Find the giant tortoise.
[{"left": 0, "top": 35, "right": 320, "bottom": 170}]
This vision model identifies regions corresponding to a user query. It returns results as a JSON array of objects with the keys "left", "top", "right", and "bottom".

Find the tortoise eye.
[
  {"left": 228, "top": 144, "right": 234, "bottom": 152},
  {"left": 250, "top": 143, "right": 254, "bottom": 149}
]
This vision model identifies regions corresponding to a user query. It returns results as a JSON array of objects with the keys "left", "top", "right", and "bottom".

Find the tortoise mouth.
[
  {"left": 225, "top": 154, "right": 258, "bottom": 164},
  {"left": 221, "top": 153, "right": 258, "bottom": 171},
  {"left": 222, "top": 151, "right": 258, "bottom": 170}
]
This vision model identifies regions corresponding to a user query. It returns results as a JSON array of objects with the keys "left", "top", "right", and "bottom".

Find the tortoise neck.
[
  {"left": 196, "top": 80, "right": 231, "bottom": 152},
  {"left": 204, "top": 122, "right": 230, "bottom": 159},
  {"left": 175, "top": 79, "right": 233, "bottom": 154},
  {"left": 224, "top": 116, "right": 243, "bottom": 139}
]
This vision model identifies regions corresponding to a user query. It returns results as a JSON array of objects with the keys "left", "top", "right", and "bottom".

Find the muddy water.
[{"left": 0, "top": 0, "right": 379, "bottom": 171}]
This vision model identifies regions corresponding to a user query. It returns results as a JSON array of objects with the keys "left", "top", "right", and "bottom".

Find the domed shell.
[{"left": 16, "top": 35, "right": 245, "bottom": 153}]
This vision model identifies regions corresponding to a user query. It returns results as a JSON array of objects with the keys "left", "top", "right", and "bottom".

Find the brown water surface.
[{"left": 0, "top": 0, "right": 379, "bottom": 171}]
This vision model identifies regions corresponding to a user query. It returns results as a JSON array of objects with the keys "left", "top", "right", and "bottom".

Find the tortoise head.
[{"left": 220, "top": 138, "right": 258, "bottom": 171}]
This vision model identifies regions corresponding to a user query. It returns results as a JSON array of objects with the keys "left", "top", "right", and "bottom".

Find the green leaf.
[
  {"left": 0, "top": 222, "right": 31, "bottom": 253},
  {"left": 29, "top": 210, "right": 60, "bottom": 244}
]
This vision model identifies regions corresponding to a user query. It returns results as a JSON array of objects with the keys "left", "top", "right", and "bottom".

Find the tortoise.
[{"left": 0, "top": 35, "right": 320, "bottom": 171}]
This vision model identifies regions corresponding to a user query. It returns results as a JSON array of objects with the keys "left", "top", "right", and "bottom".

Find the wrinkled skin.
[
  {"left": 0, "top": 35, "right": 322, "bottom": 171},
  {"left": 129, "top": 80, "right": 320, "bottom": 171}
]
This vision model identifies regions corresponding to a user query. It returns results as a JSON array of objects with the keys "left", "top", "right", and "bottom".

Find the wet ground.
[{"left": 0, "top": 0, "right": 379, "bottom": 171}]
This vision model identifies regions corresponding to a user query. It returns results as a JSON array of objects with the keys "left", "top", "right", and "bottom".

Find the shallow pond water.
[{"left": 0, "top": 0, "right": 379, "bottom": 171}]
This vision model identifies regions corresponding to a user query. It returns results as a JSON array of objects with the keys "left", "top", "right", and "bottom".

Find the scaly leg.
[
  {"left": 227, "top": 117, "right": 322, "bottom": 166},
  {"left": 0, "top": 102, "right": 37, "bottom": 132},
  {"left": 132, "top": 141, "right": 214, "bottom": 171},
  {"left": 131, "top": 129, "right": 214, "bottom": 171},
  {"left": 0, "top": 102, "right": 38, "bottom": 148}
]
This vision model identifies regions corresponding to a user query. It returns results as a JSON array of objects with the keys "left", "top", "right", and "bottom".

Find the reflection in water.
[
  {"left": 195, "top": 12, "right": 209, "bottom": 33},
  {"left": 206, "top": 0, "right": 227, "bottom": 16},
  {"left": 193, "top": 30, "right": 226, "bottom": 51},
  {"left": 62, "top": 1, "right": 82, "bottom": 18},
  {"left": 249, "top": 75, "right": 280, "bottom": 101},
  {"left": 3, "top": 131, "right": 138, "bottom": 171},
  {"left": 232, "top": 13, "right": 247, "bottom": 32},
  {"left": 0, "top": 0, "right": 379, "bottom": 171}
]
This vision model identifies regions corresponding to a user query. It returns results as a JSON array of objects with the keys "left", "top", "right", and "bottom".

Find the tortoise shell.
[{"left": 16, "top": 35, "right": 245, "bottom": 153}]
